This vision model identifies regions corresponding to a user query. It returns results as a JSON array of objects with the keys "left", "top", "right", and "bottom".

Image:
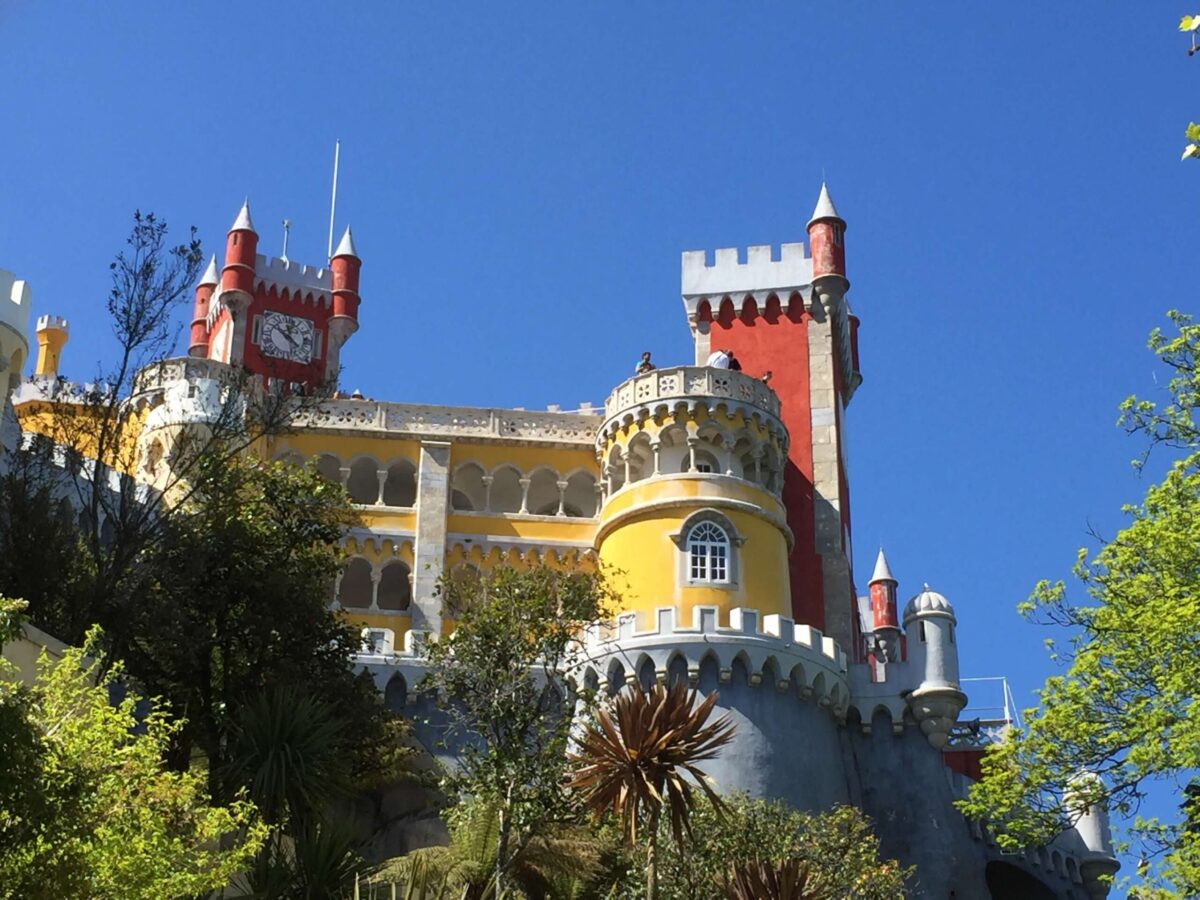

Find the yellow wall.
[
  {"left": 449, "top": 442, "right": 598, "bottom": 476},
  {"left": 16, "top": 400, "right": 147, "bottom": 475},
  {"left": 597, "top": 475, "right": 791, "bottom": 626}
]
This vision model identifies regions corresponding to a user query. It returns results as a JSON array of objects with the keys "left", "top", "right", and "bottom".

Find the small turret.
[
  {"left": 902, "top": 585, "right": 966, "bottom": 749},
  {"left": 326, "top": 225, "right": 361, "bottom": 385},
  {"left": 188, "top": 255, "right": 219, "bottom": 358},
  {"left": 34, "top": 315, "right": 69, "bottom": 378},
  {"left": 868, "top": 548, "right": 901, "bottom": 662},
  {"left": 1067, "top": 772, "right": 1120, "bottom": 899},
  {"left": 220, "top": 200, "right": 258, "bottom": 312},
  {"left": 806, "top": 181, "right": 847, "bottom": 283}
]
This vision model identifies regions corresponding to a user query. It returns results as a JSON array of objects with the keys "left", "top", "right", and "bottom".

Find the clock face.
[{"left": 260, "top": 312, "right": 315, "bottom": 362}]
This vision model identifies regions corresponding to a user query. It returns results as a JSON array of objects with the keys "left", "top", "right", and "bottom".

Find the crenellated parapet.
[
  {"left": 572, "top": 605, "right": 849, "bottom": 717},
  {"left": 680, "top": 244, "right": 813, "bottom": 325},
  {"left": 253, "top": 255, "right": 334, "bottom": 307}
]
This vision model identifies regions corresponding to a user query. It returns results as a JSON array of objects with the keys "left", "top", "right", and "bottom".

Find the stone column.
[
  {"left": 375, "top": 468, "right": 387, "bottom": 506},
  {"left": 518, "top": 477, "right": 531, "bottom": 514},
  {"left": 412, "top": 440, "right": 451, "bottom": 634},
  {"left": 809, "top": 278, "right": 854, "bottom": 649},
  {"left": 482, "top": 474, "right": 493, "bottom": 513},
  {"left": 369, "top": 567, "right": 381, "bottom": 611},
  {"left": 555, "top": 480, "right": 568, "bottom": 516}
]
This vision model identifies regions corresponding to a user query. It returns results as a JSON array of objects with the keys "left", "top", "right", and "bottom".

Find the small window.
[
  {"left": 687, "top": 521, "right": 729, "bottom": 583},
  {"left": 919, "top": 621, "right": 926, "bottom": 642},
  {"left": 251, "top": 315, "right": 263, "bottom": 344},
  {"left": 695, "top": 462, "right": 714, "bottom": 474},
  {"left": 949, "top": 623, "right": 955, "bottom": 644},
  {"left": 311, "top": 330, "right": 323, "bottom": 360},
  {"left": 364, "top": 629, "right": 386, "bottom": 653}
]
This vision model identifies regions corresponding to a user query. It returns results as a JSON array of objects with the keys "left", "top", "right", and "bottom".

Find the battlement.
[
  {"left": 576, "top": 605, "right": 850, "bottom": 716},
  {"left": 0, "top": 270, "right": 32, "bottom": 341},
  {"left": 681, "top": 242, "right": 813, "bottom": 300},
  {"left": 253, "top": 254, "right": 333, "bottom": 304},
  {"left": 35, "top": 315, "right": 68, "bottom": 333}
]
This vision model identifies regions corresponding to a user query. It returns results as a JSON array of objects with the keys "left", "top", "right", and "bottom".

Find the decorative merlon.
[
  {"left": 574, "top": 605, "right": 850, "bottom": 717},
  {"left": 681, "top": 244, "right": 813, "bottom": 299}
]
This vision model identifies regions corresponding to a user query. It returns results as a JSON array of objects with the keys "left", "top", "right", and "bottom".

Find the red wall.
[
  {"left": 239, "top": 284, "right": 334, "bottom": 388},
  {"left": 943, "top": 748, "right": 985, "bottom": 782},
  {"left": 703, "top": 294, "right": 826, "bottom": 627}
]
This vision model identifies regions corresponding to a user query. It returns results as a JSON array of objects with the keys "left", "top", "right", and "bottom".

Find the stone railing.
[
  {"left": 131, "top": 357, "right": 247, "bottom": 396},
  {"left": 601, "top": 366, "right": 782, "bottom": 437},
  {"left": 293, "top": 401, "right": 601, "bottom": 445}
]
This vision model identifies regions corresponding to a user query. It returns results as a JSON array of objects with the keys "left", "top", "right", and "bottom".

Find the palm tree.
[
  {"left": 383, "top": 796, "right": 612, "bottom": 899},
  {"left": 718, "top": 858, "right": 829, "bottom": 900},
  {"left": 567, "top": 679, "right": 736, "bottom": 900},
  {"left": 222, "top": 685, "right": 364, "bottom": 898}
]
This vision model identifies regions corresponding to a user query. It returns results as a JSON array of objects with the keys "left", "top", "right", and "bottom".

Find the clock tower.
[{"left": 188, "top": 201, "right": 362, "bottom": 391}]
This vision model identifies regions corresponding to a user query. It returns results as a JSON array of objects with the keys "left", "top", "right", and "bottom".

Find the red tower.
[
  {"left": 680, "top": 184, "right": 862, "bottom": 646},
  {"left": 188, "top": 202, "right": 361, "bottom": 390},
  {"left": 188, "top": 255, "right": 218, "bottom": 358}
]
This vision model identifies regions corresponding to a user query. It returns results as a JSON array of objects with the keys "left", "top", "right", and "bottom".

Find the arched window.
[
  {"left": 347, "top": 458, "right": 380, "bottom": 504},
  {"left": 451, "top": 463, "right": 488, "bottom": 512},
  {"left": 686, "top": 521, "right": 729, "bottom": 583},
  {"left": 338, "top": 558, "right": 374, "bottom": 609},
  {"left": 378, "top": 562, "right": 412, "bottom": 611},
  {"left": 316, "top": 454, "right": 342, "bottom": 485},
  {"left": 382, "top": 460, "right": 417, "bottom": 507},
  {"left": 527, "top": 468, "right": 560, "bottom": 515}
]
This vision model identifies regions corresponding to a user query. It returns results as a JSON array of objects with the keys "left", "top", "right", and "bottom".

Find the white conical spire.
[
  {"left": 869, "top": 547, "right": 896, "bottom": 584},
  {"left": 807, "top": 181, "right": 842, "bottom": 227},
  {"left": 333, "top": 224, "right": 358, "bottom": 258},
  {"left": 197, "top": 254, "right": 219, "bottom": 287},
  {"left": 231, "top": 199, "right": 255, "bottom": 233}
]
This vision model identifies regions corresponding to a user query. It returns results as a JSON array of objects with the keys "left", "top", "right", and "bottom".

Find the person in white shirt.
[{"left": 706, "top": 349, "right": 731, "bottom": 369}]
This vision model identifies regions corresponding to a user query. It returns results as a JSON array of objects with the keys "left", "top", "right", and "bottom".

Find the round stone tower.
[
  {"left": 593, "top": 364, "right": 792, "bottom": 624},
  {"left": 579, "top": 364, "right": 853, "bottom": 811}
]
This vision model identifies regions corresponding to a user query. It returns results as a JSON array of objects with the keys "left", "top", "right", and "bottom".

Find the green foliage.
[
  {"left": 421, "top": 564, "right": 616, "bottom": 895},
  {"left": 385, "top": 796, "right": 621, "bottom": 900},
  {"left": 642, "top": 795, "right": 910, "bottom": 900},
  {"left": 960, "top": 311, "right": 1200, "bottom": 895},
  {"left": 0, "top": 601, "right": 264, "bottom": 899}
]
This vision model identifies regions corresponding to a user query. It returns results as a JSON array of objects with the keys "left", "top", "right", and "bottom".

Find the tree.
[
  {"left": 385, "top": 795, "right": 620, "bottom": 899},
  {"left": 718, "top": 859, "right": 826, "bottom": 900},
  {"left": 959, "top": 311, "right": 1200, "bottom": 896},
  {"left": 11, "top": 211, "right": 321, "bottom": 657},
  {"left": 644, "top": 795, "right": 910, "bottom": 900},
  {"left": 123, "top": 450, "right": 407, "bottom": 800},
  {"left": 0, "top": 597, "right": 265, "bottom": 899},
  {"left": 420, "top": 564, "right": 616, "bottom": 897},
  {"left": 568, "top": 680, "right": 736, "bottom": 900}
]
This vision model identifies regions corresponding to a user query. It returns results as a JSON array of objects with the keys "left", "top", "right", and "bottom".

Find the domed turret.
[
  {"left": 1067, "top": 772, "right": 1120, "bottom": 899},
  {"left": 594, "top": 364, "right": 791, "bottom": 626},
  {"left": 903, "top": 584, "right": 966, "bottom": 749}
]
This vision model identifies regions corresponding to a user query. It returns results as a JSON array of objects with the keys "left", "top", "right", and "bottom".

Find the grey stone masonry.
[
  {"left": 412, "top": 441, "right": 451, "bottom": 634},
  {"left": 810, "top": 277, "right": 855, "bottom": 650}
]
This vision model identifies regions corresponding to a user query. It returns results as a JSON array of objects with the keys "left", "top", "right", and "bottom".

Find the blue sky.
[{"left": 0, "top": 1, "right": 1191, "bottom": 884}]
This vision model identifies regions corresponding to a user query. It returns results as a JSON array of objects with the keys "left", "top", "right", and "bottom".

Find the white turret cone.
[
  {"left": 333, "top": 225, "right": 359, "bottom": 259},
  {"left": 197, "top": 255, "right": 219, "bottom": 287},
  {"left": 870, "top": 548, "right": 896, "bottom": 585},
  {"left": 807, "top": 181, "right": 842, "bottom": 227},
  {"left": 231, "top": 199, "right": 255, "bottom": 233}
]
